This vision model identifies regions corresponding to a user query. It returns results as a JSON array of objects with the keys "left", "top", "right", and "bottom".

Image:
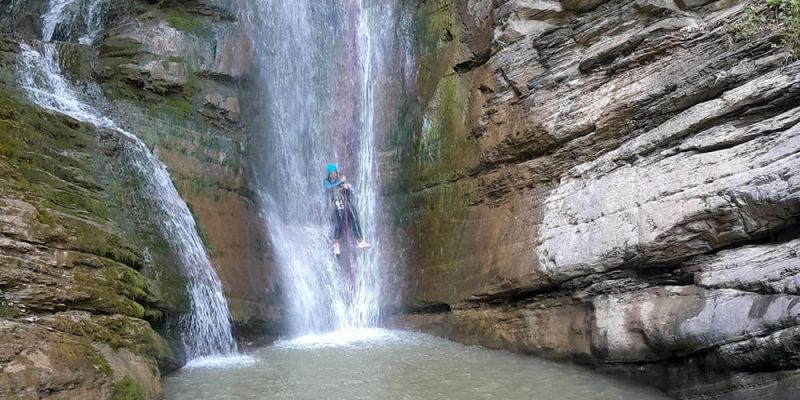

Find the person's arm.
[
  {"left": 340, "top": 176, "right": 353, "bottom": 194},
  {"left": 341, "top": 182, "right": 354, "bottom": 198},
  {"left": 323, "top": 179, "right": 342, "bottom": 190}
]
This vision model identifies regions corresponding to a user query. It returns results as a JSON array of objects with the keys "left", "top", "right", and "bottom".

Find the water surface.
[{"left": 162, "top": 329, "right": 669, "bottom": 400}]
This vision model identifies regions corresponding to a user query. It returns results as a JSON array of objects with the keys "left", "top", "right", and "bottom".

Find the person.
[{"left": 323, "top": 163, "right": 370, "bottom": 255}]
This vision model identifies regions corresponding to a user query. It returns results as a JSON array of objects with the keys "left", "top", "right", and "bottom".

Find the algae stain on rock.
[{"left": 113, "top": 375, "right": 146, "bottom": 400}]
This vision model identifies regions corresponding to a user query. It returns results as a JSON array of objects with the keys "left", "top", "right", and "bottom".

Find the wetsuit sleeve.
[{"left": 323, "top": 179, "right": 342, "bottom": 190}]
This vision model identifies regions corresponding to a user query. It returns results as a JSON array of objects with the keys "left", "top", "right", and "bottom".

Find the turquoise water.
[{"left": 162, "top": 329, "right": 669, "bottom": 400}]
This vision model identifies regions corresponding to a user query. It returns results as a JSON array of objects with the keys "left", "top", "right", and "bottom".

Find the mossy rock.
[
  {"left": 69, "top": 263, "right": 166, "bottom": 319},
  {"left": 0, "top": 302, "right": 21, "bottom": 318},
  {"left": 112, "top": 376, "right": 146, "bottom": 400},
  {"left": 73, "top": 270, "right": 146, "bottom": 319},
  {"left": 47, "top": 312, "right": 181, "bottom": 368},
  {"left": 164, "top": 10, "right": 204, "bottom": 36},
  {"left": 0, "top": 74, "right": 191, "bottom": 367}
]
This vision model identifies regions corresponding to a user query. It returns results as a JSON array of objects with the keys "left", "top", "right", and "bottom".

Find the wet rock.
[
  {"left": 592, "top": 287, "right": 800, "bottom": 362},
  {"left": 537, "top": 101, "right": 800, "bottom": 282},
  {"left": 118, "top": 60, "right": 188, "bottom": 95},
  {"left": 0, "top": 314, "right": 167, "bottom": 400},
  {"left": 1, "top": 1, "right": 272, "bottom": 398},
  {"left": 91, "top": 1, "right": 279, "bottom": 338},
  {"left": 497, "top": 0, "right": 570, "bottom": 21},
  {"left": 398, "top": 0, "right": 800, "bottom": 398},
  {"left": 201, "top": 90, "right": 240, "bottom": 125},
  {"left": 0, "top": 78, "right": 184, "bottom": 399},
  {"left": 562, "top": 0, "right": 609, "bottom": 12}
]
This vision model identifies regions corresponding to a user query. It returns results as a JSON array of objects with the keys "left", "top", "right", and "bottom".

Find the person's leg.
[
  {"left": 349, "top": 210, "right": 364, "bottom": 241},
  {"left": 349, "top": 208, "right": 369, "bottom": 248},
  {"left": 333, "top": 210, "right": 342, "bottom": 254},
  {"left": 333, "top": 209, "right": 343, "bottom": 240}
]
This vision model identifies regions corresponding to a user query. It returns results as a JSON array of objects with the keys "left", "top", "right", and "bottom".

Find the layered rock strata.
[
  {"left": 394, "top": 0, "right": 800, "bottom": 398},
  {"left": 0, "top": 38, "right": 178, "bottom": 398},
  {"left": 0, "top": 0, "right": 282, "bottom": 398}
]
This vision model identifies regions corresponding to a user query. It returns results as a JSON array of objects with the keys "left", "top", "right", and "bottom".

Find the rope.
[
  {"left": 334, "top": 0, "right": 373, "bottom": 325},
  {"left": 348, "top": 0, "right": 360, "bottom": 317},
  {"left": 339, "top": 0, "right": 359, "bottom": 323}
]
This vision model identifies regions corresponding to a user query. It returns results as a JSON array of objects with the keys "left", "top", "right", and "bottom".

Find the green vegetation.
[
  {"left": 165, "top": 10, "right": 207, "bottom": 37},
  {"left": 69, "top": 216, "right": 142, "bottom": 268},
  {"left": 0, "top": 301, "right": 21, "bottom": 318},
  {"left": 50, "top": 311, "right": 172, "bottom": 361},
  {"left": 73, "top": 269, "right": 146, "bottom": 318},
  {"left": 0, "top": 90, "right": 145, "bottom": 268},
  {"left": 91, "top": 351, "right": 114, "bottom": 377},
  {"left": 731, "top": 0, "right": 800, "bottom": 53},
  {"left": 112, "top": 376, "right": 146, "bottom": 400},
  {"left": 147, "top": 95, "right": 194, "bottom": 120}
]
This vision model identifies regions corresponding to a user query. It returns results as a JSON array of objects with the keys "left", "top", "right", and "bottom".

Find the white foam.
[
  {"left": 184, "top": 355, "right": 257, "bottom": 369},
  {"left": 276, "top": 328, "right": 397, "bottom": 349}
]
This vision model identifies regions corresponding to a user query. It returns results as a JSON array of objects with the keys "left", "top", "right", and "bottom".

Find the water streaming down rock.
[
  {"left": 352, "top": 0, "right": 397, "bottom": 328},
  {"left": 80, "top": 0, "right": 108, "bottom": 44},
  {"left": 41, "top": 0, "right": 73, "bottom": 41},
  {"left": 39, "top": 0, "right": 109, "bottom": 44},
  {"left": 16, "top": 0, "right": 238, "bottom": 359},
  {"left": 248, "top": 0, "right": 351, "bottom": 334},
  {"left": 248, "top": 0, "right": 398, "bottom": 334}
]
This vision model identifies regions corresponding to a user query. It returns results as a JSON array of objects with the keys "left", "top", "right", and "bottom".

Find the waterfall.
[
  {"left": 78, "top": 0, "right": 107, "bottom": 44},
  {"left": 248, "top": 0, "right": 397, "bottom": 334},
  {"left": 247, "top": 0, "right": 351, "bottom": 334},
  {"left": 17, "top": 0, "right": 237, "bottom": 359},
  {"left": 40, "top": 0, "right": 74, "bottom": 41},
  {"left": 40, "top": 0, "right": 108, "bottom": 44}
]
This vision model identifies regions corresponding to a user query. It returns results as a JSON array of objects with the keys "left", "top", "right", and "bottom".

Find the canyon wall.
[
  {"left": 5, "top": 0, "right": 283, "bottom": 336},
  {"left": 0, "top": 0, "right": 281, "bottom": 398},
  {"left": 0, "top": 38, "right": 179, "bottom": 398},
  {"left": 394, "top": 0, "right": 800, "bottom": 398}
]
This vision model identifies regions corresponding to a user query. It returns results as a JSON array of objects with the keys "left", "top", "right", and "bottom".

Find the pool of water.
[{"left": 161, "top": 329, "right": 669, "bottom": 400}]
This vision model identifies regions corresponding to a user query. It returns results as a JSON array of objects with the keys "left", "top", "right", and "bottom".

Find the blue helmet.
[{"left": 326, "top": 163, "right": 337, "bottom": 174}]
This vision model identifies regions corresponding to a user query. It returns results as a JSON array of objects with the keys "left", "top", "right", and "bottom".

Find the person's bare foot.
[
  {"left": 357, "top": 241, "right": 371, "bottom": 249},
  {"left": 333, "top": 242, "right": 341, "bottom": 255}
]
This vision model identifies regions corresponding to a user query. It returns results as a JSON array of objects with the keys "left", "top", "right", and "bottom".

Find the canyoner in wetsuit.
[{"left": 323, "top": 163, "right": 370, "bottom": 255}]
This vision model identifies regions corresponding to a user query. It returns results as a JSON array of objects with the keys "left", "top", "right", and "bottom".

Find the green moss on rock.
[
  {"left": 731, "top": 0, "right": 800, "bottom": 53},
  {"left": 165, "top": 11, "right": 203, "bottom": 35},
  {"left": 0, "top": 302, "right": 21, "bottom": 318},
  {"left": 91, "top": 350, "right": 114, "bottom": 377},
  {"left": 112, "top": 376, "right": 146, "bottom": 400},
  {"left": 73, "top": 269, "right": 146, "bottom": 319}
]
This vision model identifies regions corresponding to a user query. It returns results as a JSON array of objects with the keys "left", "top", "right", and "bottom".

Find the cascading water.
[
  {"left": 39, "top": 0, "right": 109, "bottom": 44},
  {"left": 247, "top": 0, "right": 352, "bottom": 334},
  {"left": 352, "top": 0, "right": 400, "bottom": 327},
  {"left": 17, "top": 0, "right": 238, "bottom": 359},
  {"left": 78, "top": 0, "right": 108, "bottom": 44},
  {"left": 41, "top": 0, "right": 74, "bottom": 41},
  {"left": 248, "top": 0, "right": 397, "bottom": 334}
]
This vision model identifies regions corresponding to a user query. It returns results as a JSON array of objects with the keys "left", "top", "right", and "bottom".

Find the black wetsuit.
[{"left": 324, "top": 178, "right": 364, "bottom": 242}]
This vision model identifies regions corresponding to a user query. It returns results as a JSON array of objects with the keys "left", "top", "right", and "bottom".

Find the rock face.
[
  {"left": 393, "top": 0, "right": 800, "bottom": 398},
  {"left": 0, "top": 0, "right": 281, "bottom": 398},
  {"left": 0, "top": 40, "right": 179, "bottom": 398},
  {"left": 88, "top": 0, "right": 282, "bottom": 339}
]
